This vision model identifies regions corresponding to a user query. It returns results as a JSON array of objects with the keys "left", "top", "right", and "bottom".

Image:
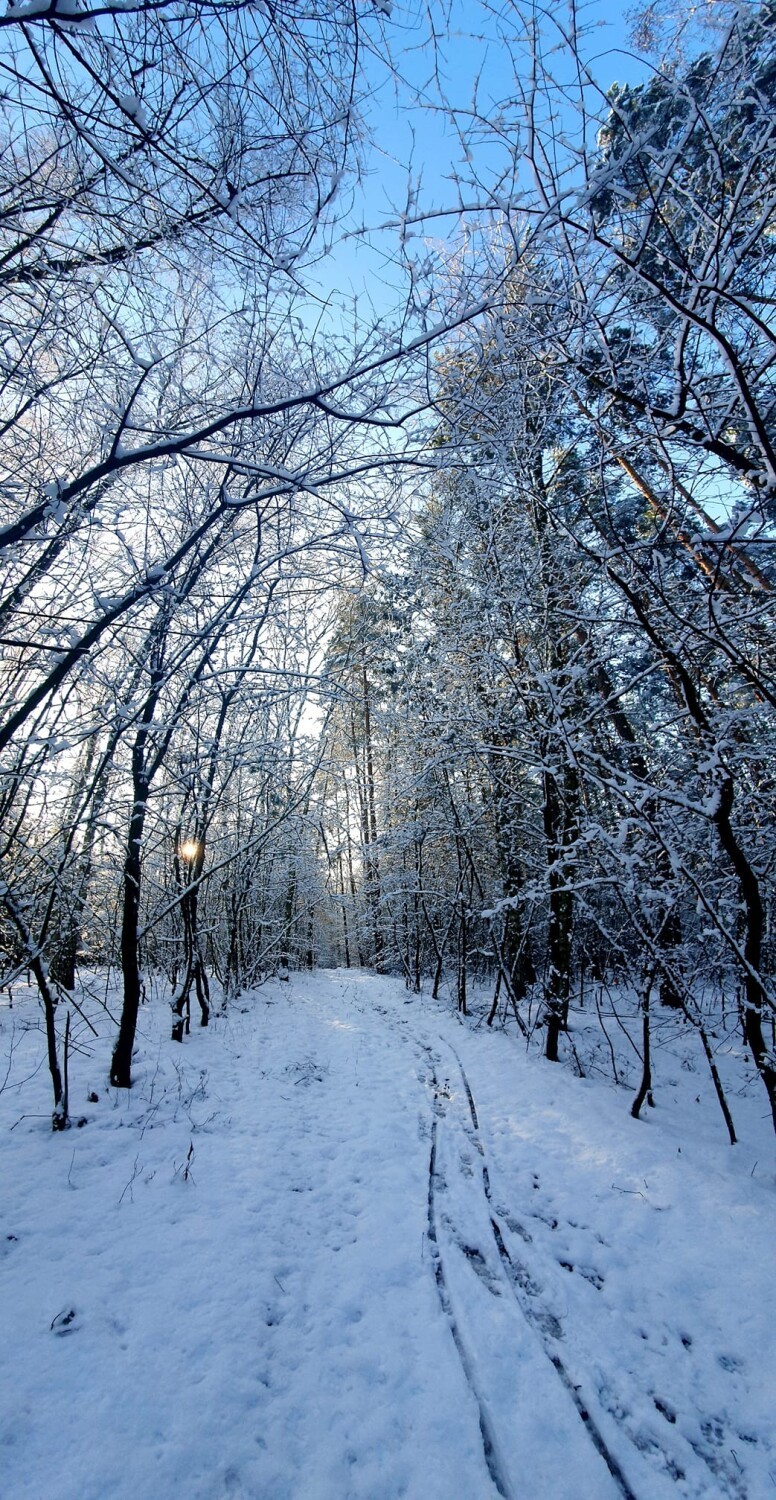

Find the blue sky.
[{"left": 304, "top": 0, "right": 653, "bottom": 322}]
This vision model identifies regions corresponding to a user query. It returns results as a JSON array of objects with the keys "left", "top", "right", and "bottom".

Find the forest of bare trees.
[{"left": 0, "top": 0, "right": 773, "bottom": 1138}]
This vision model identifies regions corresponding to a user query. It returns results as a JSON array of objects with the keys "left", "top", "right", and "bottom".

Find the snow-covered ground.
[{"left": 1, "top": 970, "right": 774, "bottom": 1500}]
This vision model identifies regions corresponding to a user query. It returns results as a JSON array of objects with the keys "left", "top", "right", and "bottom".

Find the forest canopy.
[{"left": 0, "top": 0, "right": 773, "bottom": 1139}]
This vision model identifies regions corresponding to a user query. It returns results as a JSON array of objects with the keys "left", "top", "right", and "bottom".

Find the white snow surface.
[{"left": 1, "top": 969, "right": 774, "bottom": 1500}]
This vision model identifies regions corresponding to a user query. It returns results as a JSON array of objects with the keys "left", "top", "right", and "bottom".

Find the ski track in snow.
[
  {"left": 0, "top": 969, "right": 774, "bottom": 1500},
  {"left": 424, "top": 1040, "right": 637, "bottom": 1500}
]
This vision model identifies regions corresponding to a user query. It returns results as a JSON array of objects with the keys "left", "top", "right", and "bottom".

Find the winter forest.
[{"left": 1, "top": 0, "right": 775, "bottom": 1496}]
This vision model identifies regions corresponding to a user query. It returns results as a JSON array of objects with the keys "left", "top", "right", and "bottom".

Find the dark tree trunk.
[
  {"left": 457, "top": 897, "right": 468, "bottom": 1016},
  {"left": 543, "top": 756, "right": 577, "bottom": 1062},
  {"left": 172, "top": 845, "right": 210, "bottom": 1041},
  {"left": 111, "top": 786, "right": 148, "bottom": 1088},
  {"left": 338, "top": 853, "right": 351, "bottom": 968},
  {"left": 49, "top": 922, "right": 78, "bottom": 993},
  {"left": 35, "top": 952, "right": 66, "bottom": 1129},
  {"left": 713, "top": 775, "right": 775, "bottom": 1132},
  {"left": 631, "top": 974, "right": 654, "bottom": 1120}
]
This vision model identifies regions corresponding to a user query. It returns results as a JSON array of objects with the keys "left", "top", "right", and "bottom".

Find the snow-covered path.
[{"left": 1, "top": 971, "right": 774, "bottom": 1499}]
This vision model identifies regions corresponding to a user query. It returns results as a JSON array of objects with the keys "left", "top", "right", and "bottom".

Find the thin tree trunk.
[
  {"left": 631, "top": 973, "right": 655, "bottom": 1120},
  {"left": 457, "top": 896, "right": 468, "bottom": 1017}
]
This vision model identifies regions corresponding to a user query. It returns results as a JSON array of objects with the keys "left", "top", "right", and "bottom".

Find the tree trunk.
[
  {"left": 631, "top": 973, "right": 654, "bottom": 1120},
  {"left": 543, "top": 755, "right": 577, "bottom": 1062},
  {"left": 713, "top": 774, "right": 775, "bottom": 1132},
  {"left": 111, "top": 783, "right": 149, "bottom": 1088}
]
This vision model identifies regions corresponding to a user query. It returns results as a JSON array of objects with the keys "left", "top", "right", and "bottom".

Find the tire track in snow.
[
  {"left": 346, "top": 987, "right": 756, "bottom": 1500},
  {"left": 374, "top": 1014, "right": 629, "bottom": 1500},
  {"left": 439, "top": 1040, "right": 640, "bottom": 1500},
  {"left": 426, "top": 1098, "right": 514, "bottom": 1500},
  {"left": 443, "top": 1041, "right": 749, "bottom": 1500}
]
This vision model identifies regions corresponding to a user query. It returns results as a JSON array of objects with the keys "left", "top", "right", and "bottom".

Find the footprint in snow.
[
  {"left": 632, "top": 1429, "right": 686, "bottom": 1486},
  {"left": 557, "top": 1258, "right": 604, "bottom": 1288},
  {"left": 459, "top": 1242, "right": 502, "bottom": 1295},
  {"left": 579, "top": 1265, "right": 605, "bottom": 1290},
  {"left": 511, "top": 1261, "right": 542, "bottom": 1298},
  {"left": 653, "top": 1395, "right": 677, "bottom": 1425},
  {"left": 499, "top": 1210, "right": 532, "bottom": 1244},
  {"left": 701, "top": 1417, "right": 727, "bottom": 1446},
  {"left": 530, "top": 1307, "right": 564, "bottom": 1340},
  {"left": 692, "top": 1424, "right": 748, "bottom": 1500}
]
